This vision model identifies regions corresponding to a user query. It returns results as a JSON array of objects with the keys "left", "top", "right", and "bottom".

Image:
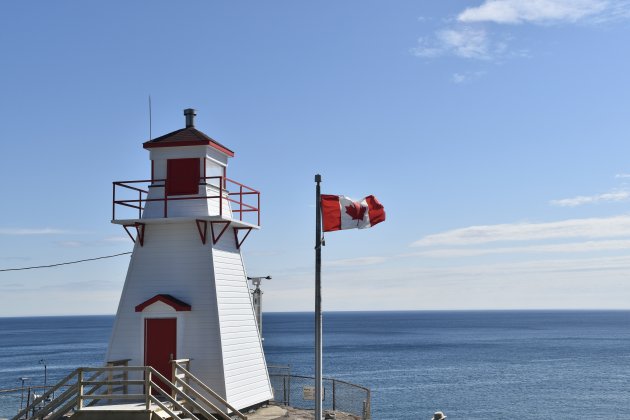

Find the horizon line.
[{"left": 2, "top": 308, "right": 630, "bottom": 319}]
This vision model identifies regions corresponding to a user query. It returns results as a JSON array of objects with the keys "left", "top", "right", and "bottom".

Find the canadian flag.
[{"left": 321, "top": 194, "right": 386, "bottom": 232}]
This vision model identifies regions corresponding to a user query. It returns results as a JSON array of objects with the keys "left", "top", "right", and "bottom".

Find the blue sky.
[{"left": 1, "top": 0, "right": 630, "bottom": 316}]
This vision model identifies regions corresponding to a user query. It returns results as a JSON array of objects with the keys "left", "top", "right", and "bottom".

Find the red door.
[
  {"left": 144, "top": 318, "right": 177, "bottom": 395},
  {"left": 166, "top": 158, "right": 200, "bottom": 196}
]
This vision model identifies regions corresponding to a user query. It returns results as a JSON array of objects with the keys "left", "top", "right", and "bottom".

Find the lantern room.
[{"left": 111, "top": 108, "right": 260, "bottom": 247}]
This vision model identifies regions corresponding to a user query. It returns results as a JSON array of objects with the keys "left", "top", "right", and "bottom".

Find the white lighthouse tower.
[{"left": 107, "top": 109, "right": 273, "bottom": 411}]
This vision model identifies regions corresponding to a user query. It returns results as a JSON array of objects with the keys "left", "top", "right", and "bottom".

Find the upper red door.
[
  {"left": 144, "top": 318, "right": 177, "bottom": 394},
  {"left": 166, "top": 158, "right": 200, "bottom": 196}
]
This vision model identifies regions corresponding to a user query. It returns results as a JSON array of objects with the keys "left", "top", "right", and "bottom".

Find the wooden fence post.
[
  {"left": 145, "top": 369, "right": 152, "bottom": 410},
  {"left": 77, "top": 369, "right": 84, "bottom": 410}
]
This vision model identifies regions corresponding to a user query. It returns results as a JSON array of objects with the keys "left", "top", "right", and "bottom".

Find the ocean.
[{"left": 1, "top": 311, "right": 629, "bottom": 419}]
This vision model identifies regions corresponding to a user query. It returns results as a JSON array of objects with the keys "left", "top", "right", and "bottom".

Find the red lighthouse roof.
[{"left": 143, "top": 109, "right": 235, "bottom": 157}]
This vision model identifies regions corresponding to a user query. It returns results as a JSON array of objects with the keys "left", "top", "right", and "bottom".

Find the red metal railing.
[{"left": 112, "top": 176, "right": 260, "bottom": 226}]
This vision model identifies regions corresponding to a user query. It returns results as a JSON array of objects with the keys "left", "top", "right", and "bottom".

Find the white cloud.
[
  {"left": 615, "top": 173, "right": 630, "bottom": 179},
  {"left": 412, "top": 214, "right": 630, "bottom": 247},
  {"left": 265, "top": 253, "right": 630, "bottom": 310},
  {"left": 550, "top": 190, "right": 630, "bottom": 207},
  {"left": 439, "top": 28, "right": 489, "bottom": 58},
  {"left": 452, "top": 70, "right": 487, "bottom": 83},
  {"left": 410, "top": 239, "right": 630, "bottom": 258},
  {"left": 0, "top": 228, "right": 76, "bottom": 235},
  {"left": 55, "top": 237, "right": 133, "bottom": 248},
  {"left": 327, "top": 256, "right": 389, "bottom": 267},
  {"left": 453, "top": 73, "right": 467, "bottom": 83},
  {"left": 404, "top": 255, "right": 630, "bottom": 279},
  {"left": 603, "top": 1, "right": 630, "bottom": 20},
  {"left": 103, "top": 236, "right": 130, "bottom": 243},
  {"left": 411, "top": 27, "right": 491, "bottom": 59},
  {"left": 57, "top": 241, "right": 85, "bottom": 248},
  {"left": 413, "top": 0, "right": 630, "bottom": 63},
  {"left": 458, "top": 0, "right": 608, "bottom": 24}
]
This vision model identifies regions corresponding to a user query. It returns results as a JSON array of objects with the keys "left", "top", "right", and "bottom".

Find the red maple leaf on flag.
[{"left": 345, "top": 202, "right": 366, "bottom": 221}]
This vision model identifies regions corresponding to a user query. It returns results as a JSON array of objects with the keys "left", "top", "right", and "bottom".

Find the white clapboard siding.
[
  {"left": 212, "top": 234, "right": 273, "bottom": 408},
  {"left": 109, "top": 141, "right": 271, "bottom": 411},
  {"left": 106, "top": 222, "right": 227, "bottom": 398},
  {"left": 107, "top": 220, "right": 272, "bottom": 410}
]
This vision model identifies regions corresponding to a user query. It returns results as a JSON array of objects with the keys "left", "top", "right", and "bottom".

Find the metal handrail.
[
  {"left": 269, "top": 373, "right": 371, "bottom": 420},
  {"left": 271, "top": 373, "right": 371, "bottom": 393},
  {"left": 112, "top": 176, "right": 260, "bottom": 225},
  {"left": 12, "top": 368, "right": 80, "bottom": 420}
]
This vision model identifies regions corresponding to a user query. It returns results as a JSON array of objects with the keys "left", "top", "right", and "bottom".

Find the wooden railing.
[
  {"left": 12, "top": 363, "right": 247, "bottom": 420},
  {"left": 171, "top": 359, "right": 247, "bottom": 420}
]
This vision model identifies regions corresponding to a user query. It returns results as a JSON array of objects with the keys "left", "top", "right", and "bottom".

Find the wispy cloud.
[
  {"left": 408, "top": 255, "right": 630, "bottom": 280},
  {"left": 327, "top": 215, "right": 630, "bottom": 267},
  {"left": 0, "top": 228, "right": 77, "bottom": 236},
  {"left": 413, "top": 0, "right": 630, "bottom": 62},
  {"left": 615, "top": 173, "right": 630, "bottom": 179},
  {"left": 411, "top": 27, "right": 491, "bottom": 59},
  {"left": 410, "top": 239, "right": 630, "bottom": 258},
  {"left": 323, "top": 237, "right": 630, "bottom": 267},
  {"left": 56, "top": 236, "right": 132, "bottom": 248},
  {"left": 102, "top": 236, "right": 129, "bottom": 243},
  {"left": 458, "top": 0, "right": 608, "bottom": 24},
  {"left": 327, "top": 256, "right": 389, "bottom": 268},
  {"left": 57, "top": 241, "right": 86, "bottom": 248},
  {"left": 452, "top": 70, "right": 487, "bottom": 83},
  {"left": 412, "top": 215, "right": 630, "bottom": 247},
  {"left": 550, "top": 190, "right": 630, "bottom": 207}
]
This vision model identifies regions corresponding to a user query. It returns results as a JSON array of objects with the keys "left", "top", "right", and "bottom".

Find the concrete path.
[
  {"left": 246, "top": 405, "right": 287, "bottom": 419},
  {"left": 246, "top": 404, "right": 360, "bottom": 420}
]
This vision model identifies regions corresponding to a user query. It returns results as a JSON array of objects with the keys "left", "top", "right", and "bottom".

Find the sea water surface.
[{"left": 0, "top": 311, "right": 629, "bottom": 419}]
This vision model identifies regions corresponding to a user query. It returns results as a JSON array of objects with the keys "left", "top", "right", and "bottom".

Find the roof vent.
[{"left": 184, "top": 108, "right": 196, "bottom": 128}]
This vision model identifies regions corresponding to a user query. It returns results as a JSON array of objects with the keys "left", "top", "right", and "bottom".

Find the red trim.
[
  {"left": 195, "top": 219, "right": 207, "bottom": 244},
  {"left": 135, "top": 294, "right": 191, "bottom": 312},
  {"left": 123, "top": 223, "right": 145, "bottom": 246},
  {"left": 144, "top": 140, "right": 235, "bottom": 157},
  {"left": 112, "top": 177, "right": 261, "bottom": 227},
  {"left": 123, "top": 225, "right": 136, "bottom": 243},
  {"left": 233, "top": 227, "right": 252, "bottom": 249},
  {"left": 210, "top": 221, "right": 231, "bottom": 244}
]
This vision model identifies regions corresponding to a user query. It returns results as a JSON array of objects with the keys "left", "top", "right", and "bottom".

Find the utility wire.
[{"left": 0, "top": 252, "right": 132, "bottom": 272}]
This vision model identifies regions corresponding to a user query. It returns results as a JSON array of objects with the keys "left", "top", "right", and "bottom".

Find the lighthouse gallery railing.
[{"left": 112, "top": 176, "right": 260, "bottom": 226}]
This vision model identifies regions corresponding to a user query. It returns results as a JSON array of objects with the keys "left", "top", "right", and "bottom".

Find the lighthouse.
[{"left": 106, "top": 109, "right": 273, "bottom": 411}]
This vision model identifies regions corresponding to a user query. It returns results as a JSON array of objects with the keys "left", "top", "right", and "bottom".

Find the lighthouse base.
[{"left": 106, "top": 220, "right": 273, "bottom": 411}]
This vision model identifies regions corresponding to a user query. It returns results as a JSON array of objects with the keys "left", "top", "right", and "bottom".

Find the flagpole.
[{"left": 314, "top": 174, "right": 323, "bottom": 420}]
